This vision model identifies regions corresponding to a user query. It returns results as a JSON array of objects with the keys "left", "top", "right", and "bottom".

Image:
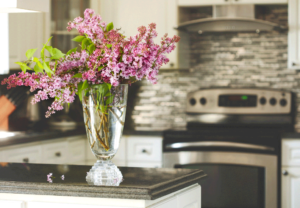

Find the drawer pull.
[
  {"left": 142, "top": 149, "right": 147, "bottom": 153},
  {"left": 282, "top": 170, "right": 289, "bottom": 176},
  {"left": 23, "top": 158, "right": 29, "bottom": 163},
  {"left": 55, "top": 152, "right": 61, "bottom": 157}
]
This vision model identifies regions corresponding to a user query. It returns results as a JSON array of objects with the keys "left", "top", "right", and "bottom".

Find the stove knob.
[
  {"left": 259, "top": 97, "right": 266, "bottom": 105},
  {"left": 189, "top": 98, "right": 196, "bottom": 106},
  {"left": 200, "top": 97, "right": 207, "bottom": 105},
  {"left": 280, "top": 98, "right": 287, "bottom": 107},
  {"left": 269, "top": 98, "right": 277, "bottom": 106}
]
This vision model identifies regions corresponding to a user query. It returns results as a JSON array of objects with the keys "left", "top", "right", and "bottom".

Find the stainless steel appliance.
[{"left": 163, "top": 88, "right": 296, "bottom": 208}]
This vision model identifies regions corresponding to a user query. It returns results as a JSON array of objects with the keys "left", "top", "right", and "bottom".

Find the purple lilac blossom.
[{"left": 1, "top": 9, "right": 180, "bottom": 117}]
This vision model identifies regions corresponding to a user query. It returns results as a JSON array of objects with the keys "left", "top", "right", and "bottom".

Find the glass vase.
[{"left": 82, "top": 84, "right": 128, "bottom": 186}]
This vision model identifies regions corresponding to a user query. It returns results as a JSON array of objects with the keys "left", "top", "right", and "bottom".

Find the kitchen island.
[{"left": 0, "top": 163, "right": 206, "bottom": 208}]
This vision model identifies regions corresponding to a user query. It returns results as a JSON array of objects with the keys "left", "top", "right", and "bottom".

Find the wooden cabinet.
[
  {"left": 282, "top": 139, "right": 300, "bottom": 208},
  {"left": 99, "top": 0, "right": 178, "bottom": 69},
  {"left": 281, "top": 167, "right": 300, "bottom": 208}
]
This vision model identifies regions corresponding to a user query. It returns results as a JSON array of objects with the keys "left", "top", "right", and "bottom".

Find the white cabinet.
[
  {"left": 282, "top": 139, "right": 300, "bottom": 208},
  {"left": 177, "top": 0, "right": 287, "bottom": 6},
  {"left": 281, "top": 167, "right": 300, "bottom": 208},
  {"left": 127, "top": 136, "right": 162, "bottom": 167},
  {"left": 0, "top": 136, "right": 86, "bottom": 165},
  {"left": 68, "top": 139, "right": 86, "bottom": 165},
  {"left": 282, "top": 139, "right": 300, "bottom": 166},
  {"left": 99, "top": 0, "right": 178, "bottom": 69},
  {"left": 0, "top": 184, "right": 201, "bottom": 208},
  {"left": 9, "top": 12, "right": 49, "bottom": 69},
  {"left": 288, "top": 0, "right": 300, "bottom": 68},
  {"left": 42, "top": 141, "right": 68, "bottom": 164},
  {"left": 0, "top": 200, "right": 24, "bottom": 208},
  {"left": 2, "top": 145, "right": 41, "bottom": 164}
]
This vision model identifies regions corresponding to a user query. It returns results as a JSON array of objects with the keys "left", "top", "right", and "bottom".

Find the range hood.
[{"left": 177, "top": 5, "right": 287, "bottom": 33}]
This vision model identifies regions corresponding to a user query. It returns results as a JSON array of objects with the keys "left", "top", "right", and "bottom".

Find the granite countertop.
[{"left": 0, "top": 163, "right": 206, "bottom": 200}]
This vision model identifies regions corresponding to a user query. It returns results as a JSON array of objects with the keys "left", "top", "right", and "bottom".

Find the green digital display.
[{"left": 241, "top": 95, "right": 248, "bottom": 100}]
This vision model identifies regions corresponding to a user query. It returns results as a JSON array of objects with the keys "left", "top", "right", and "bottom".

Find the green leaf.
[
  {"left": 98, "top": 66, "right": 104, "bottom": 71},
  {"left": 33, "top": 57, "right": 43, "bottom": 68},
  {"left": 66, "top": 47, "right": 77, "bottom": 56},
  {"left": 82, "top": 80, "right": 89, "bottom": 91},
  {"left": 54, "top": 60, "right": 58, "bottom": 72},
  {"left": 51, "top": 48, "right": 65, "bottom": 60},
  {"left": 26, "top": 48, "right": 37, "bottom": 60},
  {"left": 72, "top": 73, "right": 82, "bottom": 78},
  {"left": 43, "top": 62, "right": 54, "bottom": 77},
  {"left": 41, "top": 36, "right": 53, "bottom": 61},
  {"left": 45, "top": 46, "right": 54, "bottom": 56},
  {"left": 34, "top": 63, "right": 43, "bottom": 74},
  {"left": 106, "top": 95, "right": 115, "bottom": 105},
  {"left": 15, "top": 62, "right": 32, "bottom": 72},
  {"left": 87, "top": 44, "right": 95, "bottom": 54},
  {"left": 106, "top": 22, "right": 114, "bottom": 31},
  {"left": 72, "top": 36, "right": 85, "bottom": 42},
  {"left": 100, "top": 105, "right": 107, "bottom": 113},
  {"left": 82, "top": 38, "right": 89, "bottom": 50},
  {"left": 106, "top": 44, "right": 112, "bottom": 48}
]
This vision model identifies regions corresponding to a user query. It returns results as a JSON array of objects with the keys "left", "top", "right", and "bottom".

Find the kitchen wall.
[{"left": 129, "top": 4, "right": 300, "bottom": 132}]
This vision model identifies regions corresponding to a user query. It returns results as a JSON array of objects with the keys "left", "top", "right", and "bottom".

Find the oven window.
[{"left": 175, "top": 164, "right": 265, "bottom": 208}]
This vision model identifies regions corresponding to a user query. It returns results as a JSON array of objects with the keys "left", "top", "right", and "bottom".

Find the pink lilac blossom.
[
  {"left": 47, "top": 173, "right": 53, "bottom": 183},
  {"left": 1, "top": 8, "right": 180, "bottom": 117}
]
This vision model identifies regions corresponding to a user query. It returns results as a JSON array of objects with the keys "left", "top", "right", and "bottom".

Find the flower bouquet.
[{"left": 1, "top": 9, "right": 179, "bottom": 185}]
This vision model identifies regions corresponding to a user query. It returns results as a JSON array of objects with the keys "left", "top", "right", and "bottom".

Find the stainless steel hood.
[{"left": 177, "top": 5, "right": 287, "bottom": 33}]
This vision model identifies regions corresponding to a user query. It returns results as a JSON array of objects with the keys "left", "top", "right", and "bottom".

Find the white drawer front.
[
  {"left": 127, "top": 136, "right": 162, "bottom": 162},
  {"left": 127, "top": 161, "right": 162, "bottom": 168},
  {"left": 0, "top": 200, "right": 24, "bottom": 208},
  {"left": 42, "top": 141, "right": 68, "bottom": 164},
  {"left": 68, "top": 139, "right": 85, "bottom": 164},
  {"left": 282, "top": 139, "right": 300, "bottom": 166},
  {"left": 2, "top": 146, "right": 41, "bottom": 164},
  {"left": 112, "top": 137, "right": 126, "bottom": 161}
]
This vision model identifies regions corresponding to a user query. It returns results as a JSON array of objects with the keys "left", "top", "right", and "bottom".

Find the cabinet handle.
[
  {"left": 23, "top": 158, "right": 29, "bottom": 163},
  {"left": 55, "top": 152, "right": 61, "bottom": 157},
  {"left": 282, "top": 170, "right": 289, "bottom": 176},
  {"left": 292, "top": 62, "right": 300, "bottom": 66},
  {"left": 142, "top": 149, "right": 147, "bottom": 153}
]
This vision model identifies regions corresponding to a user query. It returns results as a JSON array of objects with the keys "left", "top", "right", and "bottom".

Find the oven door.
[{"left": 163, "top": 144, "right": 277, "bottom": 208}]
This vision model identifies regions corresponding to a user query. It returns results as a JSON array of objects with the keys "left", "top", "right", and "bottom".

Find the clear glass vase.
[{"left": 82, "top": 84, "right": 128, "bottom": 186}]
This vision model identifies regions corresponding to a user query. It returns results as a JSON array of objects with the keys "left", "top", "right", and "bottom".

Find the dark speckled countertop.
[{"left": 0, "top": 163, "right": 206, "bottom": 200}]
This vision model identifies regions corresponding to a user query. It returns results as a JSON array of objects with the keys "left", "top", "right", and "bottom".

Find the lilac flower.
[
  {"left": 61, "top": 175, "right": 65, "bottom": 180},
  {"left": 47, "top": 173, "right": 53, "bottom": 183},
  {"left": 1, "top": 8, "right": 180, "bottom": 117}
]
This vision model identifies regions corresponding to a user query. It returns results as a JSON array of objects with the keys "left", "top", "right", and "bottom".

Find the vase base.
[{"left": 86, "top": 160, "right": 123, "bottom": 186}]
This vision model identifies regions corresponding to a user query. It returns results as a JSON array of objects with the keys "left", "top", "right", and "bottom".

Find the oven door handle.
[{"left": 165, "top": 141, "right": 275, "bottom": 151}]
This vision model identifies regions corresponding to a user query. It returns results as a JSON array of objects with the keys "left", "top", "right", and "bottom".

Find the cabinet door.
[
  {"left": 41, "top": 141, "right": 68, "bottom": 164},
  {"left": 28, "top": 202, "right": 126, "bottom": 208},
  {"left": 68, "top": 138, "right": 86, "bottom": 165},
  {"left": 177, "top": 0, "right": 230, "bottom": 6},
  {"left": 99, "top": 0, "right": 178, "bottom": 68},
  {"left": 232, "top": 0, "right": 287, "bottom": 3},
  {"left": 9, "top": 13, "right": 45, "bottom": 69},
  {"left": 0, "top": 200, "right": 24, "bottom": 208},
  {"left": 282, "top": 139, "right": 300, "bottom": 166},
  {"left": 2, "top": 146, "right": 41, "bottom": 164},
  {"left": 282, "top": 167, "right": 300, "bottom": 208}
]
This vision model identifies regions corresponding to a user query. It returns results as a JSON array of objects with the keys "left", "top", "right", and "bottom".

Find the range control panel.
[{"left": 186, "top": 89, "right": 292, "bottom": 114}]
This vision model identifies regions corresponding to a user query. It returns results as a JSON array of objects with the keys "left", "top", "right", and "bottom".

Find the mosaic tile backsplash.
[{"left": 130, "top": 4, "right": 300, "bottom": 132}]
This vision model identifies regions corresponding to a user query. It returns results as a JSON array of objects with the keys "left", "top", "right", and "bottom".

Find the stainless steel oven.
[{"left": 163, "top": 88, "right": 296, "bottom": 208}]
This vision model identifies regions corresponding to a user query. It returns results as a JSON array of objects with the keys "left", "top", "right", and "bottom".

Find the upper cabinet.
[
  {"left": 99, "top": 0, "right": 178, "bottom": 69},
  {"left": 9, "top": 12, "right": 50, "bottom": 69},
  {"left": 178, "top": 0, "right": 287, "bottom": 6},
  {"left": 288, "top": 0, "right": 300, "bottom": 69}
]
